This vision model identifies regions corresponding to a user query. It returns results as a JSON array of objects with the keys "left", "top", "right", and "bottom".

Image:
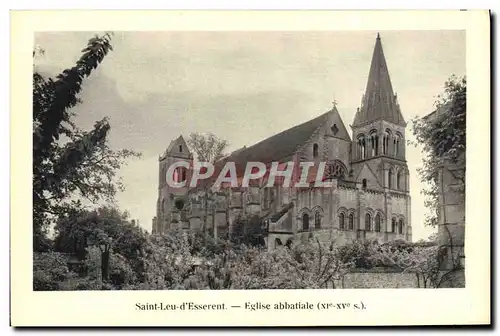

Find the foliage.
[
  {"left": 32, "top": 32, "right": 140, "bottom": 251},
  {"left": 132, "top": 228, "right": 195, "bottom": 289},
  {"left": 186, "top": 132, "right": 229, "bottom": 163},
  {"left": 53, "top": 206, "right": 148, "bottom": 282},
  {"left": 230, "top": 214, "right": 267, "bottom": 247},
  {"left": 335, "top": 239, "right": 380, "bottom": 268},
  {"left": 33, "top": 252, "right": 77, "bottom": 290},
  {"left": 410, "top": 75, "right": 466, "bottom": 227}
]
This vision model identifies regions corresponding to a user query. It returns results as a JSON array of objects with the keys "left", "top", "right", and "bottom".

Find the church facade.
[{"left": 152, "top": 34, "right": 412, "bottom": 248}]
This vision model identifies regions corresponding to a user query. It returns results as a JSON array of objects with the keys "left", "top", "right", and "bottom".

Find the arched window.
[
  {"left": 338, "top": 213, "right": 345, "bottom": 230},
  {"left": 315, "top": 212, "right": 321, "bottom": 229},
  {"left": 375, "top": 213, "right": 381, "bottom": 232},
  {"left": 362, "top": 179, "right": 367, "bottom": 190},
  {"left": 174, "top": 166, "right": 187, "bottom": 183},
  {"left": 369, "top": 130, "right": 379, "bottom": 157},
  {"left": 383, "top": 130, "right": 391, "bottom": 155},
  {"left": 398, "top": 219, "right": 404, "bottom": 234},
  {"left": 388, "top": 169, "right": 393, "bottom": 189},
  {"left": 313, "top": 143, "right": 319, "bottom": 158},
  {"left": 394, "top": 134, "right": 402, "bottom": 157},
  {"left": 179, "top": 144, "right": 183, "bottom": 152},
  {"left": 348, "top": 213, "right": 354, "bottom": 230},
  {"left": 357, "top": 135, "right": 366, "bottom": 160},
  {"left": 275, "top": 238, "right": 283, "bottom": 247},
  {"left": 396, "top": 171, "right": 402, "bottom": 190},
  {"left": 302, "top": 213, "right": 310, "bottom": 231},
  {"left": 391, "top": 218, "right": 397, "bottom": 233},
  {"left": 365, "top": 213, "right": 372, "bottom": 231}
]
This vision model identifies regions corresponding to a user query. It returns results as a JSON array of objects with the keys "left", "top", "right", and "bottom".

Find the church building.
[{"left": 152, "top": 34, "right": 412, "bottom": 248}]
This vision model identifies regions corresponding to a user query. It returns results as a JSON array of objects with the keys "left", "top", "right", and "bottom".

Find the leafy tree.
[
  {"left": 53, "top": 206, "right": 147, "bottom": 282},
  {"left": 32, "top": 32, "right": 140, "bottom": 251},
  {"left": 411, "top": 75, "right": 466, "bottom": 227},
  {"left": 187, "top": 132, "right": 229, "bottom": 163}
]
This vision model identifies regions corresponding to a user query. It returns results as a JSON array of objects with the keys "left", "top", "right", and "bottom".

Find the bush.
[
  {"left": 335, "top": 240, "right": 379, "bottom": 268},
  {"left": 33, "top": 252, "right": 76, "bottom": 290}
]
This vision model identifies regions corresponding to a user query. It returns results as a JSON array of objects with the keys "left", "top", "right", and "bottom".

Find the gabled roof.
[
  {"left": 352, "top": 33, "right": 406, "bottom": 127},
  {"left": 224, "top": 110, "right": 331, "bottom": 167}
]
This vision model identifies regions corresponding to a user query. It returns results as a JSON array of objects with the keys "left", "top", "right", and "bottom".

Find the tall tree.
[
  {"left": 32, "top": 33, "right": 140, "bottom": 251},
  {"left": 411, "top": 75, "right": 466, "bottom": 227}
]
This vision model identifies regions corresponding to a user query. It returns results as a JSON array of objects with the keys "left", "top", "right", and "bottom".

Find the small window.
[
  {"left": 275, "top": 238, "right": 283, "bottom": 247},
  {"left": 397, "top": 171, "right": 402, "bottom": 189},
  {"left": 331, "top": 124, "right": 339, "bottom": 135},
  {"left": 391, "top": 218, "right": 397, "bottom": 233},
  {"left": 398, "top": 219, "right": 404, "bottom": 234},
  {"left": 348, "top": 213, "right": 354, "bottom": 230},
  {"left": 339, "top": 213, "right": 345, "bottom": 230},
  {"left": 362, "top": 179, "right": 367, "bottom": 189},
  {"left": 313, "top": 143, "right": 319, "bottom": 158},
  {"left": 179, "top": 144, "right": 183, "bottom": 152}
]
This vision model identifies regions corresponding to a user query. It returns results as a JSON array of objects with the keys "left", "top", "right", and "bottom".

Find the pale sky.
[{"left": 34, "top": 30, "right": 465, "bottom": 241}]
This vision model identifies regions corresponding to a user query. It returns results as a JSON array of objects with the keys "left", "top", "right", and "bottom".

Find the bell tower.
[
  {"left": 154, "top": 135, "right": 193, "bottom": 233},
  {"left": 350, "top": 33, "right": 409, "bottom": 192}
]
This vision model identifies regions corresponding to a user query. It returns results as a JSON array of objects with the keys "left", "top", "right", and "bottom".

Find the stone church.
[{"left": 152, "top": 34, "right": 412, "bottom": 249}]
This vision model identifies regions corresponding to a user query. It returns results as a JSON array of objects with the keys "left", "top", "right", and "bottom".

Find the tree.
[
  {"left": 32, "top": 32, "right": 140, "bottom": 251},
  {"left": 410, "top": 75, "right": 466, "bottom": 227},
  {"left": 186, "top": 132, "right": 229, "bottom": 163},
  {"left": 53, "top": 206, "right": 147, "bottom": 282}
]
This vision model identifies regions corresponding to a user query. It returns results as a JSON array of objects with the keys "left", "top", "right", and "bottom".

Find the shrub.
[{"left": 33, "top": 252, "right": 76, "bottom": 290}]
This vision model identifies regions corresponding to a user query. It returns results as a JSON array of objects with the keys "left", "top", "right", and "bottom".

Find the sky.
[{"left": 34, "top": 30, "right": 465, "bottom": 241}]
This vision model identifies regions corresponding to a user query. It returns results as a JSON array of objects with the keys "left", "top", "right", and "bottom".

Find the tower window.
[
  {"left": 388, "top": 169, "right": 393, "bottom": 189},
  {"left": 369, "top": 130, "right": 379, "bottom": 157},
  {"left": 174, "top": 166, "right": 188, "bottom": 183},
  {"left": 396, "top": 171, "right": 402, "bottom": 189},
  {"left": 391, "top": 218, "right": 397, "bottom": 233},
  {"left": 313, "top": 143, "right": 319, "bottom": 158},
  {"left": 179, "top": 144, "right": 183, "bottom": 152},
  {"left": 331, "top": 124, "right": 339, "bottom": 135},
  {"left": 362, "top": 179, "right": 367, "bottom": 190},
  {"left": 302, "top": 213, "right": 310, "bottom": 231},
  {"left": 339, "top": 213, "right": 345, "bottom": 230},
  {"left": 357, "top": 135, "right": 366, "bottom": 160},
  {"left": 383, "top": 130, "right": 391, "bottom": 155}
]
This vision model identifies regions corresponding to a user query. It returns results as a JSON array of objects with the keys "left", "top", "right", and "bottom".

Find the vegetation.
[
  {"left": 411, "top": 75, "right": 466, "bottom": 227},
  {"left": 32, "top": 34, "right": 464, "bottom": 291},
  {"left": 32, "top": 32, "right": 140, "bottom": 252}
]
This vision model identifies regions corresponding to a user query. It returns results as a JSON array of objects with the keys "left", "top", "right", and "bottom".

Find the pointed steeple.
[{"left": 352, "top": 34, "right": 406, "bottom": 127}]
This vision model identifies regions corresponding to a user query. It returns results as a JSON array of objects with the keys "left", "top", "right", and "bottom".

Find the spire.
[{"left": 352, "top": 34, "right": 406, "bottom": 127}]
